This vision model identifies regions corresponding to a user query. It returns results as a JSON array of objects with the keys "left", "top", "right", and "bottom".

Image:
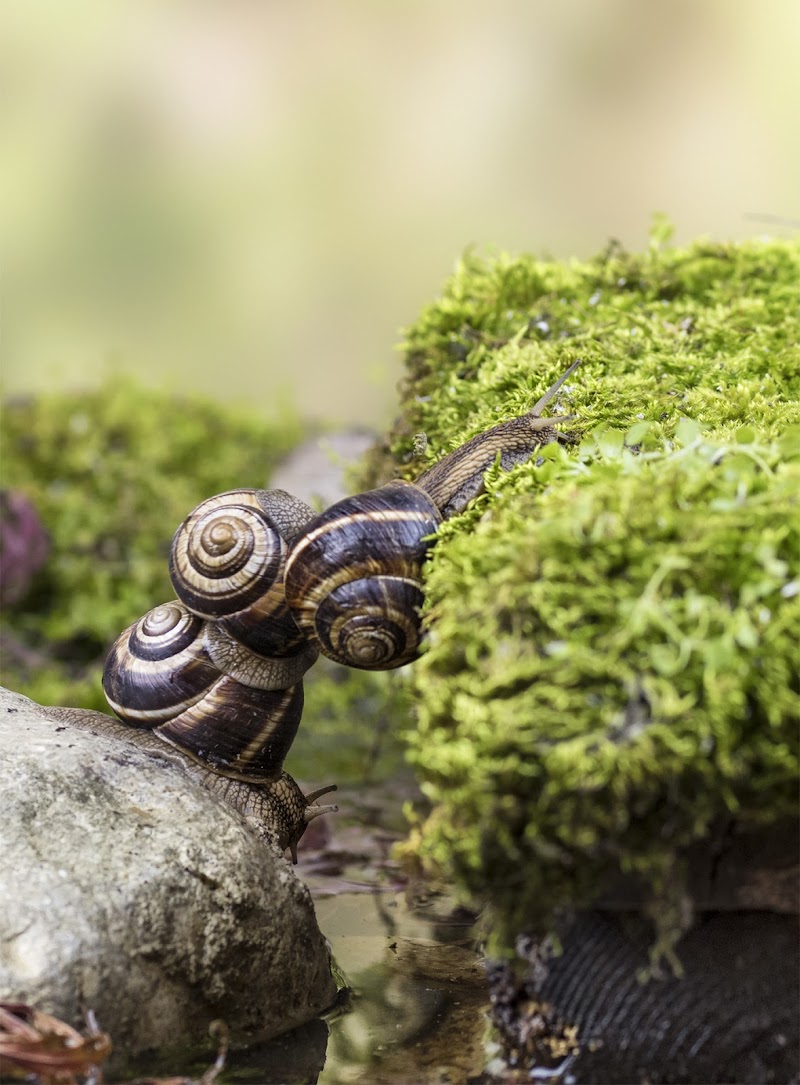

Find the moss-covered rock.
[
  {"left": 0, "top": 380, "right": 303, "bottom": 710},
  {"left": 390, "top": 231, "right": 800, "bottom": 952}
]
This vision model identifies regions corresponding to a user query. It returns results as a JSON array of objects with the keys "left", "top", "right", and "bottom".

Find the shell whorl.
[
  {"left": 169, "top": 488, "right": 315, "bottom": 658},
  {"left": 103, "top": 601, "right": 220, "bottom": 724},
  {"left": 284, "top": 480, "right": 442, "bottom": 670},
  {"left": 169, "top": 490, "right": 288, "bottom": 621},
  {"left": 102, "top": 599, "right": 309, "bottom": 780}
]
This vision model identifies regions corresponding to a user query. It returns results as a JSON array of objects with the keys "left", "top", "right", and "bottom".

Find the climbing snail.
[
  {"left": 283, "top": 357, "right": 582, "bottom": 669},
  {"left": 102, "top": 359, "right": 581, "bottom": 856}
]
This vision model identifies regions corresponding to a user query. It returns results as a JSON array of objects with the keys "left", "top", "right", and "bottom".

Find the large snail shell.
[
  {"left": 156, "top": 676, "right": 304, "bottom": 781},
  {"left": 225, "top": 489, "right": 318, "bottom": 657},
  {"left": 283, "top": 480, "right": 442, "bottom": 670},
  {"left": 102, "top": 600, "right": 308, "bottom": 780}
]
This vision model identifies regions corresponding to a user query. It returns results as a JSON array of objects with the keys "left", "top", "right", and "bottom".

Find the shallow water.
[{"left": 315, "top": 891, "right": 491, "bottom": 1085}]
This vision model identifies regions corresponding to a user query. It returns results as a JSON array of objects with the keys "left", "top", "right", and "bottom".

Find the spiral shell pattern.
[
  {"left": 102, "top": 598, "right": 307, "bottom": 779},
  {"left": 169, "top": 490, "right": 288, "bottom": 621},
  {"left": 103, "top": 601, "right": 220, "bottom": 725},
  {"left": 283, "top": 480, "right": 442, "bottom": 669}
]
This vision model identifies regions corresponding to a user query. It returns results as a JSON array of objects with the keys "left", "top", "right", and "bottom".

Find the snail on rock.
[
  {"left": 103, "top": 487, "right": 336, "bottom": 862},
  {"left": 102, "top": 359, "right": 582, "bottom": 860}
]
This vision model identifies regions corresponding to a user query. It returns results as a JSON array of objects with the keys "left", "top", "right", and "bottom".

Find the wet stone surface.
[{"left": 0, "top": 687, "right": 337, "bottom": 1064}]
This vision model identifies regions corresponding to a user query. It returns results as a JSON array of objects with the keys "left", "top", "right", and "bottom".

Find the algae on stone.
[{"left": 388, "top": 232, "right": 800, "bottom": 951}]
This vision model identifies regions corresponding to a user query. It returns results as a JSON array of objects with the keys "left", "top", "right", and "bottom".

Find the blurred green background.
[{"left": 2, "top": 0, "right": 798, "bottom": 427}]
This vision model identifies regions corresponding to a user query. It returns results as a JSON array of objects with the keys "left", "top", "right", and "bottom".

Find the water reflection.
[
  {"left": 99, "top": 891, "right": 490, "bottom": 1083},
  {"left": 215, "top": 1018, "right": 330, "bottom": 1084},
  {"left": 316, "top": 892, "right": 490, "bottom": 1085}
]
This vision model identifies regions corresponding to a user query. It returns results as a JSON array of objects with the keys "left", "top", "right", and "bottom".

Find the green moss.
[
  {"left": 1, "top": 379, "right": 303, "bottom": 709},
  {"left": 392, "top": 233, "right": 800, "bottom": 953},
  {"left": 361, "top": 234, "right": 799, "bottom": 489}
]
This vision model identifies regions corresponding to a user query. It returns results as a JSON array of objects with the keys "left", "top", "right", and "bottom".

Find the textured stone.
[
  {"left": 0, "top": 687, "right": 337, "bottom": 1056},
  {"left": 271, "top": 430, "right": 376, "bottom": 509}
]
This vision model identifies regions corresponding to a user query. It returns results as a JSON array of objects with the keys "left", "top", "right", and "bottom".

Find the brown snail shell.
[
  {"left": 170, "top": 489, "right": 312, "bottom": 658},
  {"left": 169, "top": 490, "right": 288, "bottom": 620},
  {"left": 102, "top": 600, "right": 308, "bottom": 781},
  {"left": 103, "top": 601, "right": 220, "bottom": 724},
  {"left": 283, "top": 480, "right": 442, "bottom": 670},
  {"left": 157, "top": 676, "right": 305, "bottom": 781}
]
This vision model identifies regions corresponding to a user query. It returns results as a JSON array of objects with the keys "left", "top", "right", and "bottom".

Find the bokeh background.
[{"left": 3, "top": 0, "right": 798, "bottom": 427}]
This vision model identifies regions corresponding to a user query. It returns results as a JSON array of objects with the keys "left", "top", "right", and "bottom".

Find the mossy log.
[
  {"left": 377, "top": 231, "right": 800, "bottom": 954},
  {"left": 383, "top": 231, "right": 799, "bottom": 1080}
]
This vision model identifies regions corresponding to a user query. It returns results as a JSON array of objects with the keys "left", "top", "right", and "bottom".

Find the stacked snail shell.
[
  {"left": 103, "top": 360, "right": 581, "bottom": 800},
  {"left": 284, "top": 480, "right": 442, "bottom": 670},
  {"left": 102, "top": 482, "right": 440, "bottom": 786},
  {"left": 103, "top": 489, "right": 320, "bottom": 782}
]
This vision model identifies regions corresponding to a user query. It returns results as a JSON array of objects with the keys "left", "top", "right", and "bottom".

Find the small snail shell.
[
  {"left": 102, "top": 601, "right": 219, "bottom": 724},
  {"left": 169, "top": 489, "right": 289, "bottom": 620},
  {"left": 102, "top": 600, "right": 311, "bottom": 781},
  {"left": 283, "top": 480, "right": 442, "bottom": 670},
  {"left": 170, "top": 488, "right": 314, "bottom": 658}
]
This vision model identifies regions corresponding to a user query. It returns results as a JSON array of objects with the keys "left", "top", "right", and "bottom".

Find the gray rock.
[
  {"left": 271, "top": 430, "right": 377, "bottom": 510},
  {"left": 0, "top": 687, "right": 337, "bottom": 1057}
]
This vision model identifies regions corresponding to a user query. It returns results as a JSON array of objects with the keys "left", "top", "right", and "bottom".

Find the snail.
[
  {"left": 283, "top": 357, "right": 582, "bottom": 669},
  {"left": 102, "top": 488, "right": 336, "bottom": 861},
  {"left": 102, "top": 359, "right": 582, "bottom": 858}
]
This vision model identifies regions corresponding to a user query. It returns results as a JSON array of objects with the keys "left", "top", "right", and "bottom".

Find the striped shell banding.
[
  {"left": 102, "top": 600, "right": 311, "bottom": 781},
  {"left": 283, "top": 481, "right": 442, "bottom": 670},
  {"left": 103, "top": 488, "right": 322, "bottom": 788},
  {"left": 169, "top": 489, "right": 310, "bottom": 658}
]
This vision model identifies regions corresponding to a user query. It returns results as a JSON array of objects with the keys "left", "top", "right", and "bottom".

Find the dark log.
[{"left": 490, "top": 817, "right": 800, "bottom": 1083}]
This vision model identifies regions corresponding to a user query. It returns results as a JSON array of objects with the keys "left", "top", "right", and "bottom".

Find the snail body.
[{"left": 102, "top": 361, "right": 581, "bottom": 857}]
